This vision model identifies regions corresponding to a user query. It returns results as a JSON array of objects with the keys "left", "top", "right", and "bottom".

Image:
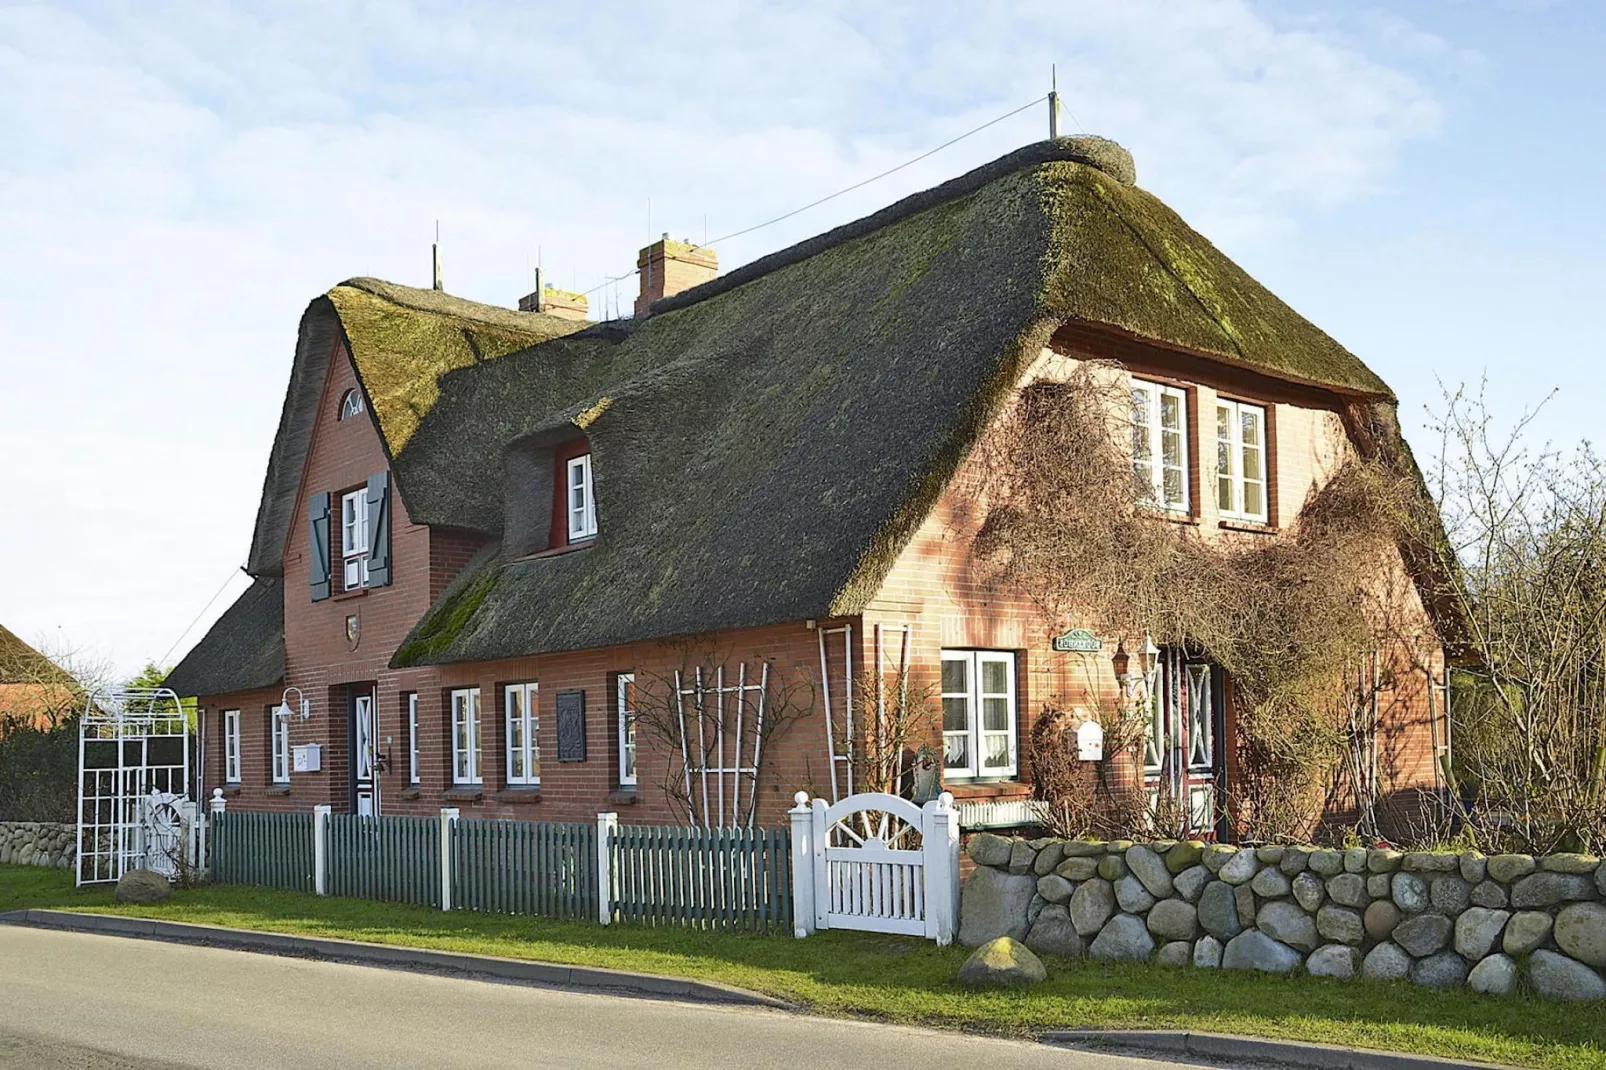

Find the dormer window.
[
  {"left": 338, "top": 389, "right": 365, "bottom": 421},
  {"left": 566, "top": 453, "right": 597, "bottom": 542}
]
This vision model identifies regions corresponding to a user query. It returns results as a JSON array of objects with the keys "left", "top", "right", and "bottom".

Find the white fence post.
[
  {"left": 312, "top": 804, "right": 332, "bottom": 896},
  {"left": 439, "top": 807, "right": 459, "bottom": 911},
  {"left": 810, "top": 797, "right": 831, "bottom": 931},
  {"left": 209, "top": 788, "right": 226, "bottom": 815},
  {"left": 923, "top": 791, "right": 960, "bottom": 946},
  {"left": 788, "top": 793, "right": 815, "bottom": 938},
  {"left": 596, "top": 812, "right": 617, "bottom": 926}
]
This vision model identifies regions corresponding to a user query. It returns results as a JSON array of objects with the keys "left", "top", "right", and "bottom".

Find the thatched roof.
[
  {"left": 390, "top": 139, "right": 1395, "bottom": 667},
  {"left": 0, "top": 625, "right": 68, "bottom": 685},
  {"left": 180, "top": 137, "right": 1414, "bottom": 685},
  {"left": 162, "top": 578, "right": 286, "bottom": 697}
]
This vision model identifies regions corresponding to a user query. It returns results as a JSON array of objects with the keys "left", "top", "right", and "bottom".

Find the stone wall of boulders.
[
  {"left": 0, "top": 821, "right": 75, "bottom": 869},
  {"left": 960, "top": 833, "right": 1606, "bottom": 1001}
]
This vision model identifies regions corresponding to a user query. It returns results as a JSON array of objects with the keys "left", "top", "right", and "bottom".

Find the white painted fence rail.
[{"left": 788, "top": 790, "right": 959, "bottom": 945}]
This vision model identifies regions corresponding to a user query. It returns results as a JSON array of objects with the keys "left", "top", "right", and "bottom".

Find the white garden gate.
[
  {"left": 76, "top": 687, "right": 201, "bottom": 885},
  {"left": 788, "top": 790, "right": 960, "bottom": 945}
]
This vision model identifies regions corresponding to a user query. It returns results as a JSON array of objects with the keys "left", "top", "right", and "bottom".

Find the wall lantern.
[{"left": 278, "top": 686, "right": 311, "bottom": 722}]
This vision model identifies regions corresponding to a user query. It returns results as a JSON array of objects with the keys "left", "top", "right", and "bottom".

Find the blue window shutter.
[
  {"left": 366, "top": 471, "right": 391, "bottom": 587},
  {"left": 308, "top": 491, "right": 332, "bottom": 602}
]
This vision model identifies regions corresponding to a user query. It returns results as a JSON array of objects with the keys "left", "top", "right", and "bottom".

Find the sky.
[{"left": 1, "top": 0, "right": 1601, "bottom": 679}]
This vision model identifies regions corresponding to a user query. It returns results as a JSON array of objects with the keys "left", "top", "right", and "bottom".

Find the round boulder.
[
  {"left": 1327, "top": 873, "right": 1369, "bottom": 908},
  {"left": 1257, "top": 900, "right": 1320, "bottom": 952},
  {"left": 1292, "top": 871, "right": 1326, "bottom": 913},
  {"left": 1528, "top": 949, "right": 1606, "bottom": 1002},
  {"left": 1309, "top": 849, "right": 1344, "bottom": 877},
  {"left": 1127, "top": 844, "right": 1174, "bottom": 898},
  {"left": 1553, "top": 902, "right": 1606, "bottom": 968},
  {"left": 966, "top": 833, "right": 1012, "bottom": 867},
  {"left": 1090, "top": 913, "right": 1156, "bottom": 962},
  {"left": 1036, "top": 874, "right": 1075, "bottom": 904},
  {"left": 1306, "top": 943, "right": 1361, "bottom": 979},
  {"left": 1147, "top": 898, "right": 1200, "bottom": 941},
  {"left": 1454, "top": 907, "right": 1510, "bottom": 961},
  {"left": 1025, "top": 903, "right": 1086, "bottom": 959},
  {"left": 1157, "top": 940, "right": 1193, "bottom": 966},
  {"left": 1364, "top": 900, "right": 1403, "bottom": 942},
  {"left": 1251, "top": 867, "right": 1292, "bottom": 898},
  {"left": 1218, "top": 849, "right": 1260, "bottom": 885},
  {"left": 1430, "top": 876, "right": 1471, "bottom": 915},
  {"left": 1392, "top": 872, "right": 1430, "bottom": 913},
  {"left": 1503, "top": 911, "right": 1553, "bottom": 956},
  {"left": 1511, "top": 872, "right": 1595, "bottom": 909},
  {"left": 1194, "top": 934, "right": 1223, "bottom": 968},
  {"left": 1486, "top": 854, "right": 1536, "bottom": 884},
  {"left": 1411, "top": 951, "right": 1469, "bottom": 990},
  {"left": 1166, "top": 840, "right": 1205, "bottom": 874},
  {"left": 1316, "top": 904, "right": 1365, "bottom": 946},
  {"left": 1069, "top": 878, "right": 1117, "bottom": 936},
  {"left": 1394, "top": 913, "right": 1453, "bottom": 957},
  {"left": 1197, "top": 880, "right": 1243, "bottom": 941},
  {"left": 114, "top": 868, "right": 170, "bottom": 904},
  {"left": 1221, "top": 929, "right": 1303, "bottom": 974},
  {"left": 959, "top": 865, "right": 1037, "bottom": 947},
  {"left": 1173, "top": 865, "right": 1211, "bottom": 903},
  {"left": 1468, "top": 953, "right": 1518, "bottom": 996},
  {"left": 1115, "top": 874, "right": 1156, "bottom": 914},
  {"left": 1362, "top": 942, "right": 1413, "bottom": 981},
  {"left": 959, "top": 937, "right": 1048, "bottom": 987}
]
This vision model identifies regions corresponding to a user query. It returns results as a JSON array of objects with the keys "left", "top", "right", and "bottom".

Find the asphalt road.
[{"left": 0, "top": 925, "right": 1217, "bottom": 1070}]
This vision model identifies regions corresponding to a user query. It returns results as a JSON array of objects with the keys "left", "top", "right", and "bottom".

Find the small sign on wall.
[
  {"left": 1052, "top": 628, "right": 1103, "bottom": 654},
  {"left": 1077, "top": 720, "right": 1104, "bottom": 761},
  {"left": 556, "top": 690, "right": 586, "bottom": 762}
]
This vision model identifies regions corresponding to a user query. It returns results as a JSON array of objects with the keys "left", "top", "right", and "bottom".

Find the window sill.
[
  {"left": 221, "top": 785, "right": 242, "bottom": 797},
  {"left": 943, "top": 780, "right": 1032, "bottom": 799},
  {"left": 442, "top": 787, "right": 484, "bottom": 803},
  {"left": 398, "top": 787, "right": 421, "bottom": 801},
  {"left": 607, "top": 789, "right": 639, "bottom": 806},
  {"left": 511, "top": 540, "right": 594, "bottom": 564},
  {"left": 495, "top": 788, "right": 542, "bottom": 804},
  {"left": 331, "top": 587, "right": 369, "bottom": 602},
  {"left": 1218, "top": 518, "right": 1277, "bottom": 535},
  {"left": 263, "top": 785, "right": 291, "bottom": 797},
  {"left": 1139, "top": 506, "right": 1199, "bottom": 526}
]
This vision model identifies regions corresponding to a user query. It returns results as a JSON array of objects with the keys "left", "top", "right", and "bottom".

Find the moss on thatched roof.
[
  {"left": 390, "top": 141, "right": 1397, "bottom": 667},
  {"left": 163, "top": 578, "right": 285, "bottom": 698}
]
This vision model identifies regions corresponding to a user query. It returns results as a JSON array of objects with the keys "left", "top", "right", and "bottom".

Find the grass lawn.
[{"left": 3, "top": 864, "right": 1602, "bottom": 1069}]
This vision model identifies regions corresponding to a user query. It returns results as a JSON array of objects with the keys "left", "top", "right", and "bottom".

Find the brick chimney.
[
  {"left": 517, "top": 269, "right": 589, "bottom": 321},
  {"left": 635, "top": 235, "right": 717, "bottom": 318}
]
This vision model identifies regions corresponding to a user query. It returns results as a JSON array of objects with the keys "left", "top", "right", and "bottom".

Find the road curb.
[
  {"left": 0, "top": 909, "right": 792, "bottom": 1011},
  {"left": 1043, "top": 1030, "right": 1523, "bottom": 1070}
]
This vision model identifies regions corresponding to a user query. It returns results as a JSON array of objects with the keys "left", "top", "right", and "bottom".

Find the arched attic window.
[{"left": 338, "top": 389, "right": 366, "bottom": 421}]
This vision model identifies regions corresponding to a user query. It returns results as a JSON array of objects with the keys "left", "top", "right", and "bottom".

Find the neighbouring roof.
[
  {"left": 163, "top": 578, "right": 286, "bottom": 697},
  {"left": 183, "top": 137, "right": 1412, "bottom": 682},
  {"left": 0, "top": 624, "right": 68, "bottom": 685}
]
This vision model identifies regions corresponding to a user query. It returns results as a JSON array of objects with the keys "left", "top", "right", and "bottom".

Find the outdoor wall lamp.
[{"left": 278, "top": 686, "right": 311, "bottom": 722}]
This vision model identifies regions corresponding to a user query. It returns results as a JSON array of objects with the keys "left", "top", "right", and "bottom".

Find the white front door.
[{"left": 352, "top": 690, "right": 378, "bottom": 817}]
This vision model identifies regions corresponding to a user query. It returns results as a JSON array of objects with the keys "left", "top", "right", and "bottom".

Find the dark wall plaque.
[{"left": 556, "top": 689, "right": 586, "bottom": 763}]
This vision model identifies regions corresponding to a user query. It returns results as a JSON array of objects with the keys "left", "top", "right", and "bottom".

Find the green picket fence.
[
  {"left": 609, "top": 824, "right": 792, "bottom": 933},
  {"left": 211, "top": 810, "right": 315, "bottom": 893},
  {"left": 327, "top": 814, "right": 441, "bottom": 907},
  {"left": 451, "top": 818, "right": 597, "bottom": 920}
]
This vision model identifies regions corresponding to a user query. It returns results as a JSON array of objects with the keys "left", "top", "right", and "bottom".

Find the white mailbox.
[
  {"left": 292, "top": 743, "right": 322, "bottom": 773},
  {"left": 1076, "top": 719, "right": 1104, "bottom": 761}
]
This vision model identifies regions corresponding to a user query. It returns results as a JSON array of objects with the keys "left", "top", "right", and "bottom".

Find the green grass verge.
[{"left": 3, "top": 864, "right": 1602, "bottom": 1069}]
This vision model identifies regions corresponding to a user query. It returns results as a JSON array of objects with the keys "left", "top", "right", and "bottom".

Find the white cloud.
[{"left": 0, "top": 0, "right": 1447, "bottom": 674}]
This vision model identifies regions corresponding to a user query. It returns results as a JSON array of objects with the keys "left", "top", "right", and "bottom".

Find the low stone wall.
[
  {"left": 960, "top": 834, "right": 1606, "bottom": 1001},
  {"left": 0, "top": 821, "right": 75, "bottom": 869}
]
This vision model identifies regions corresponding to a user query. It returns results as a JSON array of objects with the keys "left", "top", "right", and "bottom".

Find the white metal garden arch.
[{"left": 76, "top": 687, "right": 199, "bottom": 886}]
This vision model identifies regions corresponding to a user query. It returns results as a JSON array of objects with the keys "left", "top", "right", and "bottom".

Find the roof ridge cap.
[{"left": 646, "top": 137, "right": 1133, "bottom": 319}]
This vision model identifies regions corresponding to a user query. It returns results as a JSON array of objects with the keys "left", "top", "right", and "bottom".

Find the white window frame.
[
  {"left": 340, "top": 488, "right": 370, "bottom": 590},
  {"left": 338, "top": 389, "right": 365, "bottom": 421},
  {"left": 566, "top": 453, "right": 597, "bottom": 542},
  {"left": 270, "top": 705, "right": 290, "bottom": 784},
  {"left": 939, "top": 650, "right": 1017, "bottom": 779},
  {"left": 451, "top": 687, "right": 482, "bottom": 786},
  {"left": 406, "top": 692, "right": 420, "bottom": 785},
  {"left": 223, "top": 709, "right": 242, "bottom": 784},
  {"left": 505, "top": 682, "right": 539, "bottom": 787},
  {"left": 1131, "top": 378, "right": 1190, "bottom": 512},
  {"left": 1216, "top": 399, "right": 1269, "bottom": 523},
  {"left": 617, "top": 673, "right": 637, "bottom": 788}
]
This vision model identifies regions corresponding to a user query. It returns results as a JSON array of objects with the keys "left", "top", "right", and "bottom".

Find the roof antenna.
[
  {"left": 1048, "top": 64, "right": 1060, "bottom": 141},
  {"left": 432, "top": 221, "right": 444, "bottom": 291}
]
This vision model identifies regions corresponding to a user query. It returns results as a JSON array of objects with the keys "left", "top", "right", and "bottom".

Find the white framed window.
[
  {"left": 617, "top": 673, "right": 637, "bottom": 788},
  {"left": 405, "top": 692, "right": 420, "bottom": 785},
  {"left": 1216, "top": 399, "right": 1269, "bottom": 522},
  {"left": 340, "top": 488, "right": 370, "bottom": 590},
  {"left": 940, "top": 650, "right": 1017, "bottom": 778},
  {"left": 223, "top": 709, "right": 242, "bottom": 783},
  {"left": 1132, "top": 379, "right": 1189, "bottom": 512},
  {"left": 450, "top": 688, "right": 482, "bottom": 785},
  {"left": 505, "top": 682, "right": 539, "bottom": 786},
  {"left": 270, "top": 705, "right": 290, "bottom": 784},
  {"left": 566, "top": 454, "right": 597, "bottom": 541},
  {"left": 338, "top": 388, "right": 365, "bottom": 421}
]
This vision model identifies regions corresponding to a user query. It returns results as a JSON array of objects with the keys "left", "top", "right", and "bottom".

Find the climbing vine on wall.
[{"left": 971, "top": 362, "right": 1422, "bottom": 841}]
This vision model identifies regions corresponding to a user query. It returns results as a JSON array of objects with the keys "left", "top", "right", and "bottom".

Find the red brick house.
[{"left": 165, "top": 139, "right": 1453, "bottom": 839}]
